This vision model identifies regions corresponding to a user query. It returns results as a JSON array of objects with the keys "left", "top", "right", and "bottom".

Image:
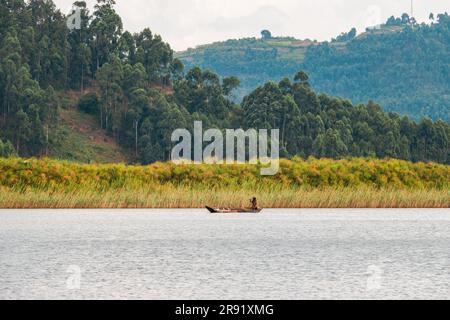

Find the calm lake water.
[{"left": 1, "top": 209, "right": 450, "bottom": 300}]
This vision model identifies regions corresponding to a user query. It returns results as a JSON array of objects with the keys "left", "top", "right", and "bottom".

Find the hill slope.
[
  {"left": 177, "top": 14, "right": 450, "bottom": 121},
  {"left": 51, "top": 91, "right": 130, "bottom": 164}
]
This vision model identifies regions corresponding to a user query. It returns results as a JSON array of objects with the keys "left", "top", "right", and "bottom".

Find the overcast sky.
[{"left": 53, "top": 0, "right": 450, "bottom": 51}]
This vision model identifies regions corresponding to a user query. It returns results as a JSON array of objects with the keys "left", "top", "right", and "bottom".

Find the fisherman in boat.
[{"left": 250, "top": 197, "right": 258, "bottom": 210}]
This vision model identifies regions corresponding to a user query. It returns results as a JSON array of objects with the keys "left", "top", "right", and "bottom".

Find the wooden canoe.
[{"left": 206, "top": 206, "right": 262, "bottom": 214}]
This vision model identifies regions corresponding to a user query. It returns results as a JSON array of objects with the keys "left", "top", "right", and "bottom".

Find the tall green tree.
[
  {"left": 67, "top": 1, "right": 92, "bottom": 91},
  {"left": 96, "top": 55, "right": 123, "bottom": 133},
  {"left": 90, "top": 0, "right": 123, "bottom": 72}
]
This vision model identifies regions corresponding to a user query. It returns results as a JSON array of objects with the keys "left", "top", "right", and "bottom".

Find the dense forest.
[
  {"left": 178, "top": 13, "right": 450, "bottom": 121},
  {"left": 0, "top": 0, "right": 449, "bottom": 165}
]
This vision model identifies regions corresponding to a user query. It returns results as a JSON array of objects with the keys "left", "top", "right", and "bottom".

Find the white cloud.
[{"left": 53, "top": 0, "right": 450, "bottom": 50}]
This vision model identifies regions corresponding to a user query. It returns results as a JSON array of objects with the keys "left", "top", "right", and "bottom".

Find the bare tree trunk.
[
  {"left": 134, "top": 119, "right": 138, "bottom": 158},
  {"left": 4, "top": 86, "right": 10, "bottom": 121},
  {"left": 100, "top": 105, "right": 103, "bottom": 129},
  {"left": 81, "top": 62, "right": 84, "bottom": 93},
  {"left": 45, "top": 125, "right": 49, "bottom": 156},
  {"left": 2, "top": 89, "right": 5, "bottom": 121},
  {"left": 16, "top": 129, "right": 20, "bottom": 155}
]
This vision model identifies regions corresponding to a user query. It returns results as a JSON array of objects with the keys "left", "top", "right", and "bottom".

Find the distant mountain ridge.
[{"left": 177, "top": 13, "right": 450, "bottom": 121}]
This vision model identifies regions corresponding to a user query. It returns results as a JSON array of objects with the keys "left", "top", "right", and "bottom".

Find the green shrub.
[
  {"left": 77, "top": 93, "right": 100, "bottom": 114},
  {"left": 0, "top": 157, "right": 448, "bottom": 191},
  {"left": 0, "top": 139, "right": 15, "bottom": 157}
]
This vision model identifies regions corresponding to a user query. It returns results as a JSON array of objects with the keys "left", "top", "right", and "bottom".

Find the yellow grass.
[{"left": 0, "top": 186, "right": 448, "bottom": 209}]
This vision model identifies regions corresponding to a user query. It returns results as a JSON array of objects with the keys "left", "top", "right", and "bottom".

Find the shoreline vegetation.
[{"left": 0, "top": 157, "right": 448, "bottom": 209}]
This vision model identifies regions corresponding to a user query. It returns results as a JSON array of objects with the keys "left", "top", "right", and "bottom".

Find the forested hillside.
[
  {"left": 178, "top": 13, "right": 450, "bottom": 121},
  {"left": 243, "top": 72, "right": 449, "bottom": 163},
  {"left": 0, "top": 1, "right": 449, "bottom": 165},
  {"left": 0, "top": 0, "right": 182, "bottom": 161}
]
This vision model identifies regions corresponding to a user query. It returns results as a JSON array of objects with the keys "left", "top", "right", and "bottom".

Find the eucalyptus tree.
[{"left": 90, "top": 0, "right": 123, "bottom": 72}]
